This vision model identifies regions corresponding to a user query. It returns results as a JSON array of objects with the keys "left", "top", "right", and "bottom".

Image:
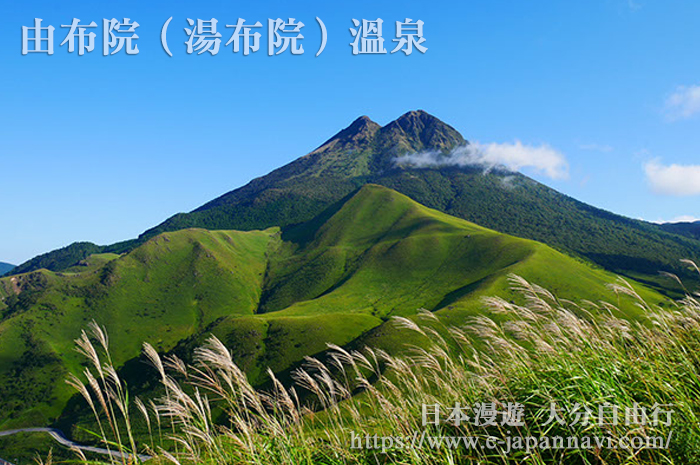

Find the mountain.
[
  {"left": 10, "top": 110, "right": 700, "bottom": 294},
  {"left": 0, "top": 185, "right": 666, "bottom": 429},
  {"left": 660, "top": 220, "right": 700, "bottom": 241},
  {"left": 0, "top": 263, "right": 14, "bottom": 276},
  {"left": 140, "top": 111, "right": 465, "bottom": 236},
  {"left": 138, "top": 110, "right": 700, "bottom": 293}
]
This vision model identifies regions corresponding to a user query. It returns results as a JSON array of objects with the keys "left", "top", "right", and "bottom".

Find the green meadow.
[{"left": 0, "top": 185, "right": 668, "bottom": 438}]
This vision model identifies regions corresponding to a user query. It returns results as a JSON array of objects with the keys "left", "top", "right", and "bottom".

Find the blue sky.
[{"left": 2, "top": 0, "right": 700, "bottom": 265}]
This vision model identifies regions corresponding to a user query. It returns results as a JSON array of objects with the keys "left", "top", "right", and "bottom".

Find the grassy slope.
[
  {"left": 0, "top": 229, "right": 275, "bottom": 428},
  {"left": 0, "top": 185, "right": 667, "bottom": 430},
  {"left": 138, "top": 168, "right": 700, "bottom": 300},
  {"left": 169, "top": 185, "right": 667, "bottom": 390}
]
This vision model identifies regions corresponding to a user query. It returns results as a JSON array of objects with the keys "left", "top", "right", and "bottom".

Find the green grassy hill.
[{"left": 0, "top": 185, "right": 666, "bottom": 430}]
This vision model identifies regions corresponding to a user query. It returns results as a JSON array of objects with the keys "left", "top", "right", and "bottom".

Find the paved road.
[{"left": 0, "top": 427, "right": 151, "bottom": 463}]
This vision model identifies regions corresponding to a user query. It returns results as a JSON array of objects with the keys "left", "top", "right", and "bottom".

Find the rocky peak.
[
  {"left": 313, "top": 115, "right": 381, "bottom": 153},
  {"left": 377, "top": 110, "right": 466, "bottom": 154}
]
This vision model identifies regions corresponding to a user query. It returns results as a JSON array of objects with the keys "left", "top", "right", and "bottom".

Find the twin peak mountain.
[
  {"left": 314, "top": 109, "right": 465, "bottom": 156},
  {"left": 257, "top": 109, "right": 466, "bottom": 183},
  {"left": 146, "top": 109, "right": 470, "bottom": 235}
]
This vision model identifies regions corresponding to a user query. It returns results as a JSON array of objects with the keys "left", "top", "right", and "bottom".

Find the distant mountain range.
[
  {"left": 660, "top": 220, "right": 700, "bottom": 241},
  {"left": 10, "top": 110, "right": 700, "bottom": 294},
  {"left": 0, "top": 263, "right": 14, "bottom": 276}
]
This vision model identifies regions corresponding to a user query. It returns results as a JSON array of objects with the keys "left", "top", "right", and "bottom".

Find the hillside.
[
  {"left": 11, "top": 111, "right": 696, "bottom": 295},
  {"left": 0, "top": 262, "right": 14, "bottom": 276},
  {"left": 0, "top": 185, "right": 666, "bottom": 430}
]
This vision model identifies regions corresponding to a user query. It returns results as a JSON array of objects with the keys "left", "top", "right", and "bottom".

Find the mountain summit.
[
  {"left": 377, "top": 109, "right": 466, "bottom": 154},
  {"left": 314, "top": 115, "right": 381, "bottom": 151},
  {"left": 277, "top": 110, "right": 465, "bottom": 180},
  {"left": 316, "top": 110, "right": 464, "bottom": 155}
]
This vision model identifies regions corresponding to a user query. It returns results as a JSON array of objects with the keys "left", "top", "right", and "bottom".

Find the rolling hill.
[
  {"left": 0, "top": 185, "right": 666, "bottom": 430},
  {"left": 10, "top": 111, "right": 699, "bottom": 295}
]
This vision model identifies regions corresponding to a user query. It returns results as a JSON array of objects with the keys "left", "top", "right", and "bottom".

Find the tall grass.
[{"left": 65, "top": 274, "right": 700, "bottom": 464}]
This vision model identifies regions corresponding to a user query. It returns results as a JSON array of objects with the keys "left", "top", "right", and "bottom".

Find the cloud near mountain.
[{"left": 394, "top": 140, "right": 569, "bottom": 180}]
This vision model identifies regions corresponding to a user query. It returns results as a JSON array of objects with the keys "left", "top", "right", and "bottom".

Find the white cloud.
[
  {"left": 644, "top": 159, "right": 700, "bottom": 196},
  {"left": 664, "top": 85, "right": 700, "bottom": 120},
  {"left": 395, "top": 141, "right": 569, "bottom": 180}
]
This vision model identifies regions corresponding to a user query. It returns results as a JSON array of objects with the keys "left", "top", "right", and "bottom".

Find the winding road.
[{"left": 0, "top": 427, "right": 151, "bottom": 464}]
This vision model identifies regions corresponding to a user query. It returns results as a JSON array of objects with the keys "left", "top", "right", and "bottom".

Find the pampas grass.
[{"left": 64, "top": 271, "right": 700, "bottom": 464}]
